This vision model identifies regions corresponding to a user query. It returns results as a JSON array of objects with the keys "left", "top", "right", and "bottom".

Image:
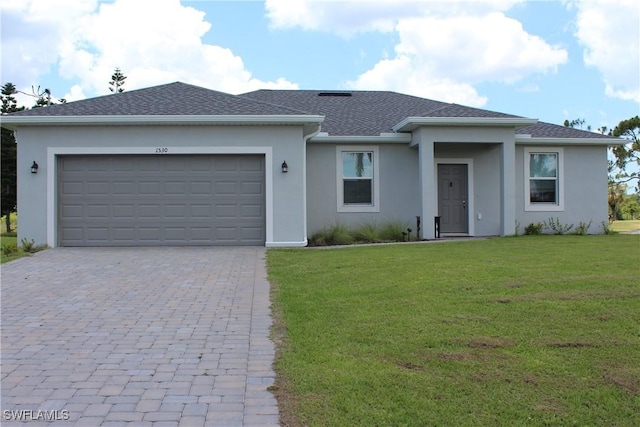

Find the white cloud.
[
  {"left": 266, "top": 0, "right": 565, "bottom": 106},
  {"left": 348, "top": 12, "right": 567, "bottom": 106},
  {"left": 265, "top": 0, "right": 523, "bottom": 36},
  {"left": 573, "top": 0, "right": 640, "bottom": 102},
  {"left": 1, "top": 0, "right": 297, "bottom": 102}
]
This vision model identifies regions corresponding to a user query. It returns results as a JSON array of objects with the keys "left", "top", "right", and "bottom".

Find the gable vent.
[{"left": 318, "top": 92, "right": 352, "bottom": 97}]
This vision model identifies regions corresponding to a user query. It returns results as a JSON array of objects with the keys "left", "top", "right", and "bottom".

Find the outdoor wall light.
[
  {"left": 281, "top": 161, "right": 288, "bottom": 173},
  {"left": 31, "top": 161, "right": 39, "bottom": 174}
]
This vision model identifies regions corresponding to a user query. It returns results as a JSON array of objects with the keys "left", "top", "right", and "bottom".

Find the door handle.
[{"left": 462, "top": 199, "right": 466, "bottom": 209}]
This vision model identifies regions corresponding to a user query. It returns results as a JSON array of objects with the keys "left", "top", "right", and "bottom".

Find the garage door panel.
[
  {"left": 190, "top": 182, "right": 212, "bottom": 194},
  {"left": 241, "top": 181, "right": 263, "bottom": 195},
  {"left": 63, "top": 181, "right": 84, "bottom": 195},
  {"left": 62, "top": 204, "right": 84, "bottom": 218},
  {"left": 113, "top": 204, "right": 135, "bottom": 218},
  {"left": 139, "top": 181, "right": 162, "bottom": 194},
  {"left": 87, "top": 205, "right": 109, "bottom": 218},
  {"left": 113, "top": 181, "right": 136, "bottom": 194},
  {"left": 165, "top": 182, "right": 186, "bottom": 194},
  {"left": 87, "top": 227, "right": 109, "bottom": 241},
  {"left": 58, "top": 155, "right": 265, "bottom": 246}
]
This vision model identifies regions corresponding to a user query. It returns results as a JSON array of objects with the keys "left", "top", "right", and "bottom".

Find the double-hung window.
[
  {"left": 337, "top": 146, "right": 379, "bottom": 212},
  {"left": 524, "top": 147, "right": 564, "bottom": 211}
]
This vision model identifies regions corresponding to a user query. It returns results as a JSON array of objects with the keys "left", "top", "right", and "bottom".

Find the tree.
[
  {"left": 1, "top": 83, "right": 25, "bottom": 233},
  {"left": 563, "top": 118, "right": 591, "bottom": 131},
  {"left": 611, "top": 116, "right": 640, "bottom": 192},
  {"left": 109, "top": 68, "right": 127, "bottom": 93}
]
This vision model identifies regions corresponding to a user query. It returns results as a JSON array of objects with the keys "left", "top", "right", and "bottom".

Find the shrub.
[
  {"left": 545, "top": 217, "right": 574, "bottom": 235},
  {"left": 379, "top": 222, "right": 407, "bottom": 242},
  {"left": 524, "top": 222, "right": 544, "bottom": 235},
  {"left": 20, "top": 238, "right": 35, "bottom": 252},
  {"left": 309, "top": 224, "right": 354, "bottom": 246},
  {"left": 1, "top": 243, "right": 20, "bottom": 257},
  {"left": 353, "top": 223, "right": 381, "bottom": 243},
  {"left": 573, "top": 220, "right": 593, "bottom": 235},
  {"left": 601, "top": 221, "right": 617, "bottom": 235}
]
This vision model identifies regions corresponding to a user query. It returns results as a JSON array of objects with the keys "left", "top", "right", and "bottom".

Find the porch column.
[
  {"left": 419, "top": 137, "right": 437, "bottom": 239},
  {"left": 501, "top": 140, "right": 516, "bottom": 236}
]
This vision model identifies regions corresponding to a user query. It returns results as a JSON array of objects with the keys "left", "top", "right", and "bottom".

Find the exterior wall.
[
  {"left": 516, "top": 145, "right": 608, "bottom": 233},
  {"left": 15, "top": 125, "right": 307, "bottom": 247},
  {"left": 306, "top": 143, "right": 421, "bottom": 234}
]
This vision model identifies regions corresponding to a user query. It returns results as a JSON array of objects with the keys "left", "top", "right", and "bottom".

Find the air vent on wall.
[{"left": 318, "top": 92, "right": 352, "bottom": 97}]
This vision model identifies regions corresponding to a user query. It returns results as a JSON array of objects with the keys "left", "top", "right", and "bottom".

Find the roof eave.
[
  {"left": 0, "top": 114, "right": 325, "bottom": 130},
  {"left": 392, "top": 117, "right": 538, "bottom": 132},
  {"left": 309, "top": 132, "right": 412, "bottom": 144},
  {"left": 516, "top": 134, "right": 625, "bottom": 146}
]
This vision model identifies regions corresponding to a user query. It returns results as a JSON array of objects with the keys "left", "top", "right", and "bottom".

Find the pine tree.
[{"left": 109, "top": 68, "right": 127, "bottom": 93}]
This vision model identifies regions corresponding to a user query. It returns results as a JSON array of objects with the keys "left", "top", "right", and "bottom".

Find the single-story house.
[{"left": 1, "top": 82, "right": 621, "bottom": 247}]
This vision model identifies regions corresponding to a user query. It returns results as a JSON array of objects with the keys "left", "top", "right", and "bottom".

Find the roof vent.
[{"left": 318, "top": 92, "right": 352, "bottom": 97}]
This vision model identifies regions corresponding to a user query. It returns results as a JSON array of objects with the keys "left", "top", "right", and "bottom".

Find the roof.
[
  {"left": 517, "top": 121, "right": 615, "bottom": 140},
  {"left": 240, "top": 89, "right": 525, "bottom": 136},
  {"left": 6, "top": 82, "right": 309, "bottom": 116},
  {"left": 1, "top": 82, "right": 622, "bottom": 142}
]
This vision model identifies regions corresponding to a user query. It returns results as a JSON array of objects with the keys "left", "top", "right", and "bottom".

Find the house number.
[{"left": 155, "top": 147, "right": 168, "bottom": 154}]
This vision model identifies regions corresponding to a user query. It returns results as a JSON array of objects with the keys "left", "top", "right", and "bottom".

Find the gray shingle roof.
[
  {"left": 240, "top": 90, "right": 520, "bottom": 136},
  {"left": 517, "top": 122, "right": 615, "bottom": 139},
  {"left": 3, "top": 82, "right": 617, "bottom": 141},
  {"left": 7, "top": 82, "right": 309, "bottom": 117}
]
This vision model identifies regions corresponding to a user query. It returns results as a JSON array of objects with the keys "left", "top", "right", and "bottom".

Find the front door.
[{"left": 438, "top": 164, "right": 468, "bottom": 233}]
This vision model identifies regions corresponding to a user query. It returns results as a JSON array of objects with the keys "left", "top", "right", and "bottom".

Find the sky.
[{"left": 1, "top": 0, "right": 639, "bottom": 132}]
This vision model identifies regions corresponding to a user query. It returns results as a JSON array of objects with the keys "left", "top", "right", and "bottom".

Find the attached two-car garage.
[{"left": 57, "top": 154, "right": 265, "bottom": 246}]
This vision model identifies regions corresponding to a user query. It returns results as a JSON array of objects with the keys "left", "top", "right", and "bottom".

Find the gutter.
[
  {"left": 392, "top": 117, "right": 539, "bottom": 132},
  {"left": 310, "top": 132, "right": 412, "bottom": 144},
  {"left": 0, "top": 114, "right": 325, "bottom": 130},
  {"left": 515, "top": 134, "right": 625, "bottom": 146}
]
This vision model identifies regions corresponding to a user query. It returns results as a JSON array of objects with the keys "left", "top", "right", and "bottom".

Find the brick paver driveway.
[{"left": 1, "top": 247, "right": 279, "bottom": 426}]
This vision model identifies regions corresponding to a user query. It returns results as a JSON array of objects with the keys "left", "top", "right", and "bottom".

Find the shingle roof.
[
  {"left": 3, "top": 82, "right": 618, "bottom": 141},
  {"left": 240, "top": 90, "right": 521, "bottom": 136},
  {"left": 7, "top": 82, "right": 309, "bottom": 117},
  {"left": 517, "top": 121, "right": 615, "bottom": 139}
]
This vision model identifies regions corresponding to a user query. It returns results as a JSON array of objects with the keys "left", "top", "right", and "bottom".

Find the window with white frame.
[
  {"left": 524, "top": 147, "right": 564, "bottom": 211},
  {"left": 337, "top": 146, "right": 380, "bottom": 212}
]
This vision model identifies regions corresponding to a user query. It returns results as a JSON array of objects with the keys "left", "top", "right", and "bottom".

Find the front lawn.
[
  {"left": 267, "top": 235, "right": 640, "bottom": 426},
  {"left": 611, "top": 220, "right": 640, "bottom": 233}
]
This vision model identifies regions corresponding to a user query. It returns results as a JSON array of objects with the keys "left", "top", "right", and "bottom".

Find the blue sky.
[{"left": 1, "top": 0, "right": 638, "bottom": 131}]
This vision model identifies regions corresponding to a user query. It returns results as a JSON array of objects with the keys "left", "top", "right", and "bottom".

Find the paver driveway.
[{"left": 1, "top": 247, "right": 279, "bottom": 426}]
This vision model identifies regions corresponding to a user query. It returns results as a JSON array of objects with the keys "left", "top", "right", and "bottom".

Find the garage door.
[{"left": 58, "top": 154, "right": 265, "bottom": 246}]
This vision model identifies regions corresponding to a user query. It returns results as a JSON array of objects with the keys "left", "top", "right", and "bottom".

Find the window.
[
  {"left": 337, "top": 146, "right": 379, "bottom": 212},
  {"left": 524, "top": 148, "right": 564, "bottom": 211}
]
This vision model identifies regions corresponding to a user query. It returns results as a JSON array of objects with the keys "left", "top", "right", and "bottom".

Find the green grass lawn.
[
  {"left": 267, "top": 235, "right": 640, "bottom": 426},
  {"left": 611, "top": 220, "right": 640, "bottom": 233}
]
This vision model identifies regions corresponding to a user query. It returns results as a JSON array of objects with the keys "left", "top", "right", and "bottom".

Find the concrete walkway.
[{"left": 1, "top": 247, "right": 279, "bottom": 426}]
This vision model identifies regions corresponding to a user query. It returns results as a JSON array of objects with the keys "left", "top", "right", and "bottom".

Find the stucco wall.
[
  {"left": 515, "top": 145, "right": 608, "bottom": 233},
  {"left": 15, "top": 125, "right": 308, "bottom": 247},
  {"left": 306, "top": 143, "right": 421, "bottom": 234}
]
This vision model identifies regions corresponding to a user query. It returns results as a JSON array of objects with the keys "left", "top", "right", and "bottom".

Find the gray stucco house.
[{"left": 1, "top": 82, "right": 620, "bottom": 247}]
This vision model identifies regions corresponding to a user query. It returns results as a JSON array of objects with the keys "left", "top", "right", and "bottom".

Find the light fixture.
[
  {"left": 281, "top": 161, "right": 288, "bottom": 173},
  {"left": 31, "top": 161, "right": 39, "bottom": 174}
]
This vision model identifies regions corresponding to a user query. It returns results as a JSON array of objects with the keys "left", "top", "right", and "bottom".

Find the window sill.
[
  {"left": 525, "top": 204, "right": 564, "bottom": 212},
  {"left": 337, "top": 205, "right": 380, "bottom": 213}
]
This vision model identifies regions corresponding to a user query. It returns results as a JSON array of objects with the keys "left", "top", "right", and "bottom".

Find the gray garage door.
[{"left": 58, "top": 154, "right": 265, "bottom": 246}]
